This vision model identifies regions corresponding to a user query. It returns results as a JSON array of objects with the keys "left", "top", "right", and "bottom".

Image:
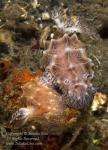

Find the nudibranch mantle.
[{"left": 42, "top": 33, "right": 96, "bottom": 109}]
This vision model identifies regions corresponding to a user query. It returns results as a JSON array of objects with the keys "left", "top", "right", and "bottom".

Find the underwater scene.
[{"left": 0, "top": 0, "right": 108, "bottom": 150}]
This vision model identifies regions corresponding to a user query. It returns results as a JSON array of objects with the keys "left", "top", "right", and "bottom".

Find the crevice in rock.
[{"left": 99, "top": 24, "right": 108, "bottom": 39}]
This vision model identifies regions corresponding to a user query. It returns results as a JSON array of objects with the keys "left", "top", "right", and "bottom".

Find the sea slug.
[{"left": 42, "top": 33, "right": 95, "bottom": 109}]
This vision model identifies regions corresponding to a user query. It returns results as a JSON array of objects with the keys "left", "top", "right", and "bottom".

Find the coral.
[{"left": 42, "top": 33, "right": 95, "bottom": 108}]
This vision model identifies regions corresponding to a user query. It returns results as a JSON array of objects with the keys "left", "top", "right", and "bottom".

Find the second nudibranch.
[{"left": 10, "top": 77, "right": 64, "bottom": 127}]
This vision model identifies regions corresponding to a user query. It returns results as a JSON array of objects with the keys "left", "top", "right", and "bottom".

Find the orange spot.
[
  {"left": 12, "top": 69, "right": 33, "bottom": 85},
  {"left": 71, "top": 16, "right": 78, "bottom": 24},
  {"left": 12, "top": 69, "right": 43, "bottom": 85}
]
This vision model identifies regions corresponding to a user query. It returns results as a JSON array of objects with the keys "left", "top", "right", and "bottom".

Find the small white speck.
[
  {"left": 39, "top": 23, "right": 43, "bottom": 28},
  {"left": 53, "top": 108, "right": 57, "bottom": 111},
  {"left": 88, "top": 58, "right": 92, "bottom": 62},
  {"left": 54, "top": 94, "right": 57, "bottom": 98},
  {"left": 65, "top": 47, "right": 72, "bottom": 52},
  {"left": 38, "top": 17, "right": 41, "bottom": 21},
  {"left": 83, "top": 83, "right": 88, "bottom": 89},
  {"left": 68, "top": 90, "right": 73, "bottom": 96},
  {"left": 90, "top": 62, "right": 94, "bottom": 67},
  {"left": 36, "top": 88, "right": 40, "bottom": 92},
  {"left": 77, "top": 96, "right": 80, "bottom": 100},
  {"left": 50, "top": 61, "right": 55, "bottom": 67},
  {"left": 43, "top": 50, "right": 47, "bottom": 55},
  {"left": 75, "top": 77, "right": 78, "bottom": 81},
  {"left": 42, "top": 12, "right": 50, "bottom": 20},
  {"left": 89, "top": 83, "right": 93, "bottom": 87},
  {"left": 50, "top": 33, "right": 54, "bottom": 39},
  {"left": 49, "top": 92, "right": 53, "bottom": 95},
  {"left": 57, "top": 79, "right": 61, "bottom": 84},
  {"left": 50, "top": 99, "right": 54, "bottom": 102},
  {"left": 8, "top": 0, "right": 11, "bottom": 3},
  {"left": 53, "top": 55, "right": 57, "bottom": 59},
  {"left": 28, "top": 84, "right": 32, "bottom": 88},
  {"left": 48, "top": 106, "right": 51, "bottom": 110},
  {"left": 37, "top": 103, "right": 41, "bottom": 106},
  {"left": 69, "top": 64, "right": 74, "bottom": 69},
  {"left": 85, "top": 92, "right": 88, "bottom": 96},
  {"left": 40, "top": 82, "right": 48, "bottom": 88},
  {"left": 79, "top": 48, "right": 84, "bottom": 52},
  {"left": 30, "top": 96, "right": 33, "bottom": 99},
  {"left": 31, "top": 125, "right": 36, "bottom": 130}
]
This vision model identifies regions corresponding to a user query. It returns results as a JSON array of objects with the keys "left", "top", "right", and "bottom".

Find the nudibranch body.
[
  {"left": 42, "top": 33, "right": 95, "bottom": 109},
  {"left": 10, "top": 77, "right": 64, "bottom": 126}
]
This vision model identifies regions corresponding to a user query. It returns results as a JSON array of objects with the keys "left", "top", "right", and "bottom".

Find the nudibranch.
[
  {"left": 51, "top": 8, "right": 82, "bottom": 34},
  {"left": 51, "top": 9, "right": 92, "bottom": 37},
  {"left": 42, "top": 33, "right": 96, "bottom": 109},
  {"left": 10, "top": 77, "right": 64, "bottom": 126}
]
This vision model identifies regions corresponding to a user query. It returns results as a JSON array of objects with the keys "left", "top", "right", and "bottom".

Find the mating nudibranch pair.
[{"left": 10, "top": 16, "right": 96, "bottom": 127}]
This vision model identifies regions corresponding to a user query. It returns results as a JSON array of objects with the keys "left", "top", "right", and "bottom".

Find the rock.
[
  {"left": 42, "top": 12, "right": 50, "bottom": 20},
  {"left": 31, "top": 0, "right": 40, "bottom": 9},
  {"left": 0, "top": 4, "right": 28, "bottom": 21}
]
